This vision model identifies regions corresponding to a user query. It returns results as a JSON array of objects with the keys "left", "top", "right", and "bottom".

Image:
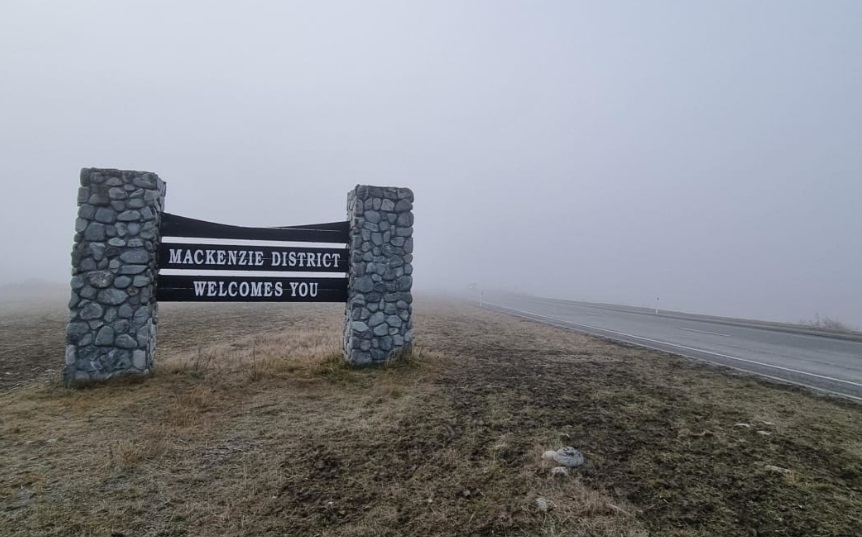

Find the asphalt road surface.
[{"left": 480, "top": 293, "right": 862, "bottom": 401}]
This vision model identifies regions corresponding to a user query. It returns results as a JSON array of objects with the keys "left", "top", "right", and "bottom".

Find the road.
[{"left": 480, "top": 293, "right": 862, "bottom": 401}]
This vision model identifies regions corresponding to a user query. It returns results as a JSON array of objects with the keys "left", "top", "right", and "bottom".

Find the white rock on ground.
[
  {"left": 764, "top": 465, "right": 792, "bottom": 474},
  {"left": 553, "top": 446, "right": 585, "bottom": 467},
  {"left": 536, "top": 497, "right": 550, "bottom": 512}
]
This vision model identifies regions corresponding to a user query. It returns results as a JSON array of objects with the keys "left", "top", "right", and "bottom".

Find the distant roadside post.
[
  {"left": 467, "top": 282, "right": 482, "bottom": 306},
  {"left": 65, "top": 168, "right": 414, "bottom": 385}
]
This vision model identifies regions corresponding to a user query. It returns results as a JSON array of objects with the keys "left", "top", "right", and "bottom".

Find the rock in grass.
[
  {"left": 764, "top": 465, "right": 792, "bottom": 475},
  {"left": 551, "top": 466, "right": 570, "bottom": 477},
  {"left": 536, "top": 497, "right": 550, "bottom": 512},
  {"left": 553, "top": 447, "right": 585, "bottom": 467},
  {"left": 542, "top": 447, "right": 585, "bottom": 467}
]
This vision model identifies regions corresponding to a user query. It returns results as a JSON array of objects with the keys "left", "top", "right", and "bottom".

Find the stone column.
[
  {"left": 344, "top": 186, "right": 414, "bottom": 364},
  {"left": 65, "top": 168, "right": 167, "bottom": 385}
]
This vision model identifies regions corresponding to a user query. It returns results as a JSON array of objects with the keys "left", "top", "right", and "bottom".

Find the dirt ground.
[{"left": 1, "top": 297, "right": 862, "bottom": 536}]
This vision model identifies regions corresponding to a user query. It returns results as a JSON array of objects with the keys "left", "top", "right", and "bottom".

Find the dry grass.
[{"left": 1, "top": 298, "right": 861, "bottom": 536}]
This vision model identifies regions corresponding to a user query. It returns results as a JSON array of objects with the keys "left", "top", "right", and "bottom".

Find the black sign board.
[
  {"left": 157, "top": 275, "right": 348, "bottom": 302},
  {"left": 157, "top": 213, "right": 350, "bottom": 303},
  {"left": 158, "top": 243, "right": 348, "bottom": 273},
  {"left": 160, "top": 213, "right": 349, "bottom": 243}
]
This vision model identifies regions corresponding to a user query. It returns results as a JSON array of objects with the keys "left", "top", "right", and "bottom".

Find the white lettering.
[
  {"left": 169, "top": 249, "right": 183, "bottom": 265},
  {"left": 189, "top": 279, "right": 309, "bottom": 300},
  {"left": 250, "top": 282, "right": 263, "bottom": 296},
  {"left": 255, "top": 251, "right": 264, "bottom": 266},
  {"left": 332, "top": 253, "right": 341, "bottom": 268},
  {"left": 205, "top": 250, "right": 215, "bottom": 265},
  {"left": 183, "top": 250, "right": 193, "bottom": 265},
  {"left": 194, "top": 250, "right": 205, "bottom": 265},
  {"left": 288, "top": 252, "right": 297, "bottom": 267},
  {"left": 193, "top": 281, "right": 207, "bottom": 296}
]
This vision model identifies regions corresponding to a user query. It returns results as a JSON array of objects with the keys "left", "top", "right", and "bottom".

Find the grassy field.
[{"left": 1, "top": 297, "right": 862, "bottom": 536}]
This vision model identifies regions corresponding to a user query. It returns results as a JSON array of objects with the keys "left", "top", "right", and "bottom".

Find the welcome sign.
[
  {"left": 66, "top": 169, "right": 414, "bottom": 384},
  {"left": 156, "top": 213, "right": 349, "bottom": 302}
]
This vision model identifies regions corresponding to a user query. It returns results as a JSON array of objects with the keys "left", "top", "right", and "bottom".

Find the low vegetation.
[
  {"left": 1, "top": 299, "right": 861, "bottom": 536},
  {"left": 800, "top": 314, "right": 859, "bottom": 334}
]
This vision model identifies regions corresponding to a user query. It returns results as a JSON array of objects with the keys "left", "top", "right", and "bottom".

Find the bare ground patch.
[{"left": 1, "top": 298, "right": 861, "bottom": 536}]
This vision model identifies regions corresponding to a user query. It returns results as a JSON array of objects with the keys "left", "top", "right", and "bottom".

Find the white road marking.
[
  {"left": 482, "top": 301, "right": 862, "bottom": 390},
  {"left": 680, "top": 327, "right": 731, "bottom": 337}
]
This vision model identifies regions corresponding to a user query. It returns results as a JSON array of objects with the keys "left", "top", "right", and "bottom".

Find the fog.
[{"left": 1, "top": 1, "right": 859, "bottom": 326}]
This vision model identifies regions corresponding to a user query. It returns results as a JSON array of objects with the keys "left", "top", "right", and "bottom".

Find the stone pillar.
[
  {"left": 344, "top": 185, "right": 414, "bottom": 364},
  {"left": 65, "top": 168, "right": 167, "bottom": 385}
]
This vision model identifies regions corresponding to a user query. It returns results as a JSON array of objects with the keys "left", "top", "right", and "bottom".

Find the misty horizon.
[{"left": 1, "top": 1, "right": 859, "bottom": 327}]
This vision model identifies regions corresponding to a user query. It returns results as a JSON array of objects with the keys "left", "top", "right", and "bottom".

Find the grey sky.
[{"left": 1, "top": 1, "right": 860, "bottom": 325}]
